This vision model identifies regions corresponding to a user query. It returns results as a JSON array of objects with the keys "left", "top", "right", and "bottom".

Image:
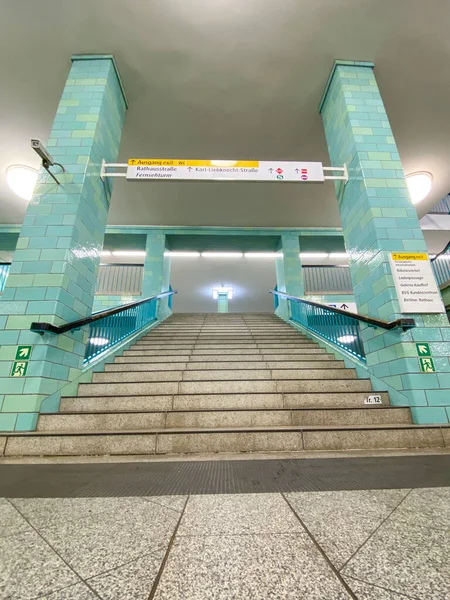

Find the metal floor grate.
[{"left": 1, "top": 454, "right": 449, "bottom": 498}]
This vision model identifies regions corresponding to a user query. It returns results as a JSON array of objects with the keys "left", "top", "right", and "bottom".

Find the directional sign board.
[
  {"left": 327, "top": 302, "right": 358, "bottom": 313},
  {"left": 15, "top": 345, "right": 33, "bottom": 361},
  {"left": 390, "top": 253, "right": 445, "bottom": 314},
  {"left": 416, "top": 343, "right": 431, "bottom": 357},
  {"left": 126, "top": 159, "right": 325, "bottom": 183}
]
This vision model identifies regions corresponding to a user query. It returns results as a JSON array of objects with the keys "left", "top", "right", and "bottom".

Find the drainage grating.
[{"left": 1, "top": 454, "right": 450, "bottom": 498}]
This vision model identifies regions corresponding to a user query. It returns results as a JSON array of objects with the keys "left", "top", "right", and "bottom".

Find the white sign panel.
[
  {"left": 390, "top": 253, "right": 445, "bottom": 314},
  {"left": 126, "top": 159, "right": 325, "bottom": 182},
  {"left": 364, "top": 395, "right": 382, "bottom": 405},
  {"left": 327, "top": 302, "right": 358, "bottom": 314}
]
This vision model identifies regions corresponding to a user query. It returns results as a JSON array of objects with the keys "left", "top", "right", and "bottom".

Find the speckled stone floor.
[{"left": 1, "top": 487, "right": 449, "bottom": 599}]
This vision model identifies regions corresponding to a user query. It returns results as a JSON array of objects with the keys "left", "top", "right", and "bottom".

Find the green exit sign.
[
  {"left": 415, "top": 343, "right": 431, "bottom": 357},
  {"left": 15, "top": 345, "right": 33, "bottom": 360}
]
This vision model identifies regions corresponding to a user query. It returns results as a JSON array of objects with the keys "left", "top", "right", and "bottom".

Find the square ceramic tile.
[
  {"left": 0, "top": 529, "right": 79, "bottom": 600},
  {"left": 285, "top": 489, "right": 410, "bottom": 569},
  {"left": 0, "top": 498, "right": 32, "bottom": 538},
  {"left": 392, "top": 487, "right": 450, "bottom": 531},
  {"left": 178, "top": 493, "right": 304, "bottom": 536},
  {"left": 342, "top": 518, "right": 450, "bottom": 600},
  {"left": 88, "top": 551, "right": 165, "bottom": 600},
  {"left": 153, "top": 533, "right": 352, "bottom": 599},
  {"left": 37, "top": 500, "right": 179, "bottom": 579}
]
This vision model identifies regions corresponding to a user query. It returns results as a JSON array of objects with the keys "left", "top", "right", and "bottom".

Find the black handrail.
[
  {"left": 270, "top": 290, "right": 415, "bottom": 330},
  {"left": 430, "top": 241, "right": 450, "bottom": 263},
  {"left": 30, "top": 290, "right": 177, "bottom": 335}
]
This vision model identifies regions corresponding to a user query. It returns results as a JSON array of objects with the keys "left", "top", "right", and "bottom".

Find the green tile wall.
[
  {"left": 0, "top": 55, "right": 127, "bottom": 431},
  {"left": 320, "top": 60, "right": 450, "bottom": 423}
]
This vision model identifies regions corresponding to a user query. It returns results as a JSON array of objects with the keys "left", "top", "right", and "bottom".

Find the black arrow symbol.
[
  {"left": 187, "top": 167, "right": 193, "bottom": 171},
  {"left": 130, "top": 159, "right": 136, "bottom": 165},
  {"left": 340, "top": 303, "right": 349, "bottom": 309},
  {"left": 268, "top": 168, "right": 274, "bottom": 173},
  {"left": 295, "top": 168, "right": 300, "bottom": 173}
]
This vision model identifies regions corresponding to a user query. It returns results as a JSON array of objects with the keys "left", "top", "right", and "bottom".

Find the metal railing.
[
  {"left": 303, "top": 265, "right": 353, "bottom": 294},
  {"left": 271, "top": 290, "right": 415, "bottom": 363},
  {"left": 96, "top": 264, "right": 143, "bottom": 295},
  {"left": 431, "top": 242, "right": 450, "bottom": 287},
  {"left": 428, "top": 194, "right": 450, "bottom": 214},
  {"left": 30, "top": 290, "right": 176, "bottom": 364},
  {"left": 0, "top": 263, "right": 11, "bottom": 292}
]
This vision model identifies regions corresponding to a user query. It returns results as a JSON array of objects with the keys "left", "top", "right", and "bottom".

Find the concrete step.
[
  {"left": 60, "top": 391, "right": 390, "bottom": 413},
  {"left": 4, "top": 424, "right": 448, "bottom": 457},
  {"left": 78, "top": 378, "right": 372, "bottom": 397},
  {"left": 123, "top": 349, "right": 193, "bottom": 357},
  {"left": 92, "top": 368, "right": 354, "bottom": 383},
  {"left": 106, "top": 360, "right": 345, "bottom": 372},
  {"left": 37, "top": 407, "right": 412, "bottom": 432}
]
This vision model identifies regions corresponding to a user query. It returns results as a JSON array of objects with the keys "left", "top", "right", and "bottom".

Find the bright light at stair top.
[
  {"left": 164, "top": 251, "right": 201, "bottom": 257},
  {"left": 337, "top": 335, "right": 356, "bottom": 343},
  {"left": 244, "top": 252, "right": 280, "bottom": 258},
  {"left": 406, "top": 172, "right": 432, "bottom": 205},
  {"left": 6, "top": 165, "right": 39, "bottom": 200},
  {"left": 89, "top": 337, "right": 109, "bottom": 346},
  {"left": 112, "top": 251, "right": 146, "bottom": 257},
  {"left": 212, "top": 286, "right": 234, "bottom": 299},
  {"left": 202, "top": 252, "right": 244, "bottom": 258}
]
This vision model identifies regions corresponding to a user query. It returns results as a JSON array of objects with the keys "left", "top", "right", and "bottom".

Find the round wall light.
[
  {"left": 406, "top": 172, "right": 432, "bottom": 205},
  {"left": 6, "top": 165, "right": 39, "bottom": 200}
]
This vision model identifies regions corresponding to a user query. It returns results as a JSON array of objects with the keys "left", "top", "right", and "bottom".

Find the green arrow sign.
[
  {"left": 15, "top": 345, "right": 33, "bottom": 360},
  {"left": 415, "top": 343, "right": 431, "bottom": 357},
  {"left": 419, "top": 357, "right": 436, "bottom": 373},
  {"left": 11, "top": 361, "right": 29, "bottom": 377}
]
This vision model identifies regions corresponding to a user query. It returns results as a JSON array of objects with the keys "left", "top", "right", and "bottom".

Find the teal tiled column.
[
  {"left": 275, "top": 234, "right": 304, "bottom": 320},
  {"left": 141, "top": 233, "right": 172, "bottom": 320},
  {"left": 320, "top": 60, "right": 450, "bottom": 423},
  {"left": 0, "top": 55, "right": 127, "bottom": 431}
]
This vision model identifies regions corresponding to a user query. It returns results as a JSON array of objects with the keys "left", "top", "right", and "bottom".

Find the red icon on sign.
[
  {"left": 301, "top": 168, "right": 308, "bottom": 181},
  {"left": 276, "top": 168, "right": 283, "bottom": 174}
]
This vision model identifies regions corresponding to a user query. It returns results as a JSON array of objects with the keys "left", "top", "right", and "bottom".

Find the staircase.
[{"left": 3, "top": 314, "right": 449, "bottom": 457}]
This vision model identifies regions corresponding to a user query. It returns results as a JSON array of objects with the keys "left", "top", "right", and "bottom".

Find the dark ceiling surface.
[{"left": 0, "top": 0, "right": 449, "bottom": 229}]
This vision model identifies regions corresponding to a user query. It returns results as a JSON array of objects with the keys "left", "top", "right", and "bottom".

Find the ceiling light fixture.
[
  {"left": 201, "top": 252, "right": 243, "bottom": 258},
  {"left": 112, "top": 251, "right": 146, "bottom": 257},
  {"left": 6, "top": 165, "right": 39, "bottom": 200},
  {"left": 164, "top": 251, "right": 201, "bottom": 257},
  {"left": 299, "top": 253, "right": 328, "bottom": 259},
  {"left": 210, "top": 160, "right": 238, "bottom": 167},
  {"left": 406, "top": 172, "right": 432, "bottom": 205},
  {"left": 329, "top": 253, "right": 348, "bottom": 259},
  {"left": 244, "top": 252, "right": 279, "bottom": 258},
  {"left": 212, "top": 286, "right": 234, "bottom": 300},
  {"left": 100, "top": 250, "right": 111, "bottom": 257}
]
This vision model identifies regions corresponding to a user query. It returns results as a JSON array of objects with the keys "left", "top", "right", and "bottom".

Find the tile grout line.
[
  {"left": 337, "top": 487, "right": 414, "bottom": 572},
  {"left": 6, "top": 498, "right": 103, "bottom": 599},
  {"left": 343, "top": 574, "right": 420, "bottom": 600},
  {"left": 280, "top": 492, "right": 359, "bottom": 600},
  {"left": 147, "top": 494, "right": 190, "bottom": 600}
]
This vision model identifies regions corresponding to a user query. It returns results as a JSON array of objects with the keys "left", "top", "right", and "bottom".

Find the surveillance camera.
[{"left": 31, "top": 139, "right": 54, "bottom": 166}]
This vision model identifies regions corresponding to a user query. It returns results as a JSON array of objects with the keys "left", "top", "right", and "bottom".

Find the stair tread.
[{"left": 9, "top": 423, "right": 449, "bottom": 436}]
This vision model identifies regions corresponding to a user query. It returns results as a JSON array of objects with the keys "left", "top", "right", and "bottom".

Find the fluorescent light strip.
[
  {"left": 299, "top": 253, "right": 328, "bottom": 258},
  {"left": 244, "top": 252, "right": 279, "bottom": 258},
  {"left": 164, "top": 251, "right": 201, "bottom": 257},
  {"left": 100, "top": 250, "right": 111, "bottom": 256},
  {"left": 329, "top": 253, "right": 348, "bottom": 259},
  {"left": 112, "top": 251, "right": 146, "bottom": 257},
  {"left": 201, "top": 252, "right": 243, "bottom": 258}
]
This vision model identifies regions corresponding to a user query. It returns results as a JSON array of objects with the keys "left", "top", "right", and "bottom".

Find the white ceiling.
[{"left": 0, "top": 0, "right": 450, "bottom": 227}]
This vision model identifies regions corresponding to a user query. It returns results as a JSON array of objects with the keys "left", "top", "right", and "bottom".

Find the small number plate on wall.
[{"left": 364, "top": 395, "right": 382, "bottom": 405}]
